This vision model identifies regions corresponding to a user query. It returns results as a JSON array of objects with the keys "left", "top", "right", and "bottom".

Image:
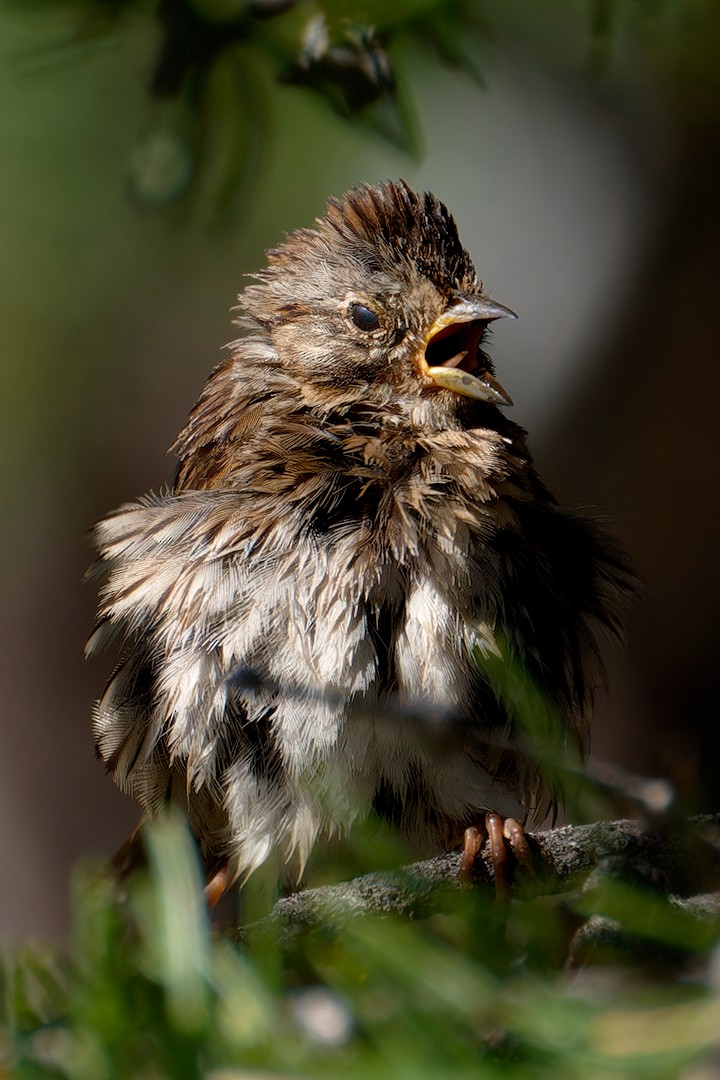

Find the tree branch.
[{"left": 241, "top": 815, "right": 720, "bottom": 943}]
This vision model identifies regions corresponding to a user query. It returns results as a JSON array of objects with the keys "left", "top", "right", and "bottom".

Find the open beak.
[{"left": 419, "top": 297, "right": 516, "bottom": 406}]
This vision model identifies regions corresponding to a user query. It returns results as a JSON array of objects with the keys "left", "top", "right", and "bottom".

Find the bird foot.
[
  {"left": 460, "top": 813, "right": 532, "bottom": 899},
  {"left": 204, "top": 864, "right": 230, "bottom": 910}
]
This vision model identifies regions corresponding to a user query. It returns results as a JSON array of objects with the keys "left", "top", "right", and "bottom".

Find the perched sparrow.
[{"left": 88, "top": 180, "right": 630, "bottom": 898}]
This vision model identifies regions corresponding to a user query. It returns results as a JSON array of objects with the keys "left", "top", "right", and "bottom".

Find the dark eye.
[{"left": 348, "top": 302, "right": 381, "bottom": 332}]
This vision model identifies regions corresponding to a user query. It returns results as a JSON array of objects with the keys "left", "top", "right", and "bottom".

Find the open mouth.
[
  {"left": 421, "top": 310, "right": 515, "bottom": 406},
  {"left": 425, "top": 319, "right": 487, "bottom": 375}
]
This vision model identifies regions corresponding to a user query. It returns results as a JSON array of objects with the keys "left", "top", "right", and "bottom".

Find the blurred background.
[{"left": 1, "top": 0, "right": 718, "bottom": 938}]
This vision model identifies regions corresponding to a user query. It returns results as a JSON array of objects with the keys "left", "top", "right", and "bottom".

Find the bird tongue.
[{"left": 438, "top": 348, "right": 469, "bottom": 370}]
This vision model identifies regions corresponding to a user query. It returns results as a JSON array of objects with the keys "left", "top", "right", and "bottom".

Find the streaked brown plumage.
[{"left": 88, "top": 180, "right": 631, "bottom": 891}]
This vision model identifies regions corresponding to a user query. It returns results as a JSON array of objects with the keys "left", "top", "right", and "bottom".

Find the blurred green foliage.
[
  {"left": 2, "top": 0, "right": 712, "bottom": 219},
  {"left": 3, "top": 812, "right": 720, "bottom": 1079}
]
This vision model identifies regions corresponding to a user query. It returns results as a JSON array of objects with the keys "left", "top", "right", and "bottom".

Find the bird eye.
[{"left": 348, "top": 302, "right": 381, "bottom": 332}]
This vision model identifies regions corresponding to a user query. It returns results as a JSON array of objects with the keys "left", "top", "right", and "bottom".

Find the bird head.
[{"left": 240, "top": 180, "right": 516, "bottom": 413}]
